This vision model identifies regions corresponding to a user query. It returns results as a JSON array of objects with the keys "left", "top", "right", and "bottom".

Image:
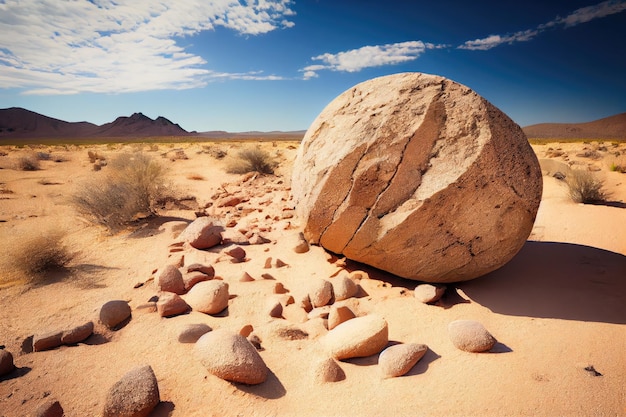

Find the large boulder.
[{"left": 292, "top": 72, "right": 542, "bottom": 282}]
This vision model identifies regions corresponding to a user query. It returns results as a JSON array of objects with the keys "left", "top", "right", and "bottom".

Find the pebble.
[
  {"left": 312, "top": 357, "right": 345, "bottom": 383},
  {"left": 102, "top": 365, "right": 160, "bottom": 417},
  {"left": 448, "top": 320, "right": 497, "bottom": 352},
  {"left": 414, "top": 284, "right": 446, "bottom": 304},
  {"left": 156, "top": 292, "right": 190, "bottom": 317},
  {"left": 323, "top": 314, "right": 388, "bottom": 360},
  {"left": 379, "top": 343, "right": 428, "bottom": 378},
  {"left": 328, "top": 305, "right": 356, "bottom": 330},
  {"left": 178, "top": 323, "right": 212, "bottom": 343},
  {"left": 185, "top": 281, "right": 230, "bottom": 315},
  {"left": 156, "top": 265, "right": 185, "bottom": 295},
  {"left": 99, "top": 300, "right": 132, "bottom": 330},
  {"left": 331, "top": 275, "right": 358, "bottom": 301},
  {"left": 309, "top": 279, "right": 333, "bottom": 308}
]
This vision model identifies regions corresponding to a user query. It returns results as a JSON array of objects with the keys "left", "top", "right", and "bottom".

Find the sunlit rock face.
[{"left": 292, "top": 72, "right": 542, "bottom": 283}]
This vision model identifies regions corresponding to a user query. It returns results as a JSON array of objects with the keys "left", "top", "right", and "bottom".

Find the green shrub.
[
  {"left": 566, "top": 170, "right": 611, "bottom": 204},
  {"left": 226, "top": 148, "right": 277, "bottom": 175},
  {"left": 72, "top": 152, "right": 168, "bottom": 230}
]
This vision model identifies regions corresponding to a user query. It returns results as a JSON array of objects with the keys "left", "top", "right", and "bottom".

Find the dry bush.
[
  {"left": 16, "top": 153, "right": 40, "bottom": 171},
  {"left": 566, "top": 169, "right": 611, "bottom": 204},
  {"left": 226, "top": 148, "right": 277, "bottom": 175},
  {"left": 608, "top": 153, "right": 626, "bottom": 173},
  {"left": 10, "top": 229, "right": 73, "bottom": 282},
  {"left": 72, "top": 152, "right": 169, "bottom": 230}
]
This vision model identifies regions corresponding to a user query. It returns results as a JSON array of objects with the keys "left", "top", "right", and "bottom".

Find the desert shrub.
[
  {"left": 72, "top": 152, "right": 169, "bottom": 230},
  {"left": 226, "top": 148, "right": 277, "bottom": 175},
  {"left": 16, "top": 153, "right": 40, "bottom": 171},
  {"left": 10, "top": 229, "right": 73, "bottom": 281},
  {"left": 608, "top": 154, "right": 626, "bottom": 173},
  {"left": 566, "top": 169, "right": 611, "bottom": 204}
]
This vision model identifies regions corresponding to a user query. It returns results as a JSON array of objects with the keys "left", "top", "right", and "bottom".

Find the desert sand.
[{"left": 0, "top": 139, "right": 624, "bottom": 417}]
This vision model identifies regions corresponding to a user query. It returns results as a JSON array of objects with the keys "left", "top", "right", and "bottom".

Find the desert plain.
[{"left": 0, "top": 137, "right": 624, "bottom": 416}]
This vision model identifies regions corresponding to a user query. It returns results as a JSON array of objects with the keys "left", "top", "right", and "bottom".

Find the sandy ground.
[{"left": 0, "top": 139, "right": 624, "bottom": 417}]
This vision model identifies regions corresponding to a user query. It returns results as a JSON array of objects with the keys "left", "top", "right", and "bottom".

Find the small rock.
[
  {"left": 273, "top": 282, "right": 288, "bottom": 294},
  {"left": 226, "top": 246, "right": 246, "bottom": 262},
  {"left": 33, "top": 331, "right": 63, "bottom": 352},
  {"left": 183, "top": 272, "right": 212, "bottom": 291},
  {"left": 33, "top": 399, "right": 64, "bottom": 417},
  {"left": 323, "top": 314, "right": 388, "bottom": 360},
  {"left": 448, "top": 320, "right": 497, "bottom": 352},
  {"left": 331, "top": 275, "right": 358, "bottom": 301},
  {"left": 300, "top": 295, "right": 313, "bottom": 313},
  {"left": 103, "top": 365, "right": 160, "bottom": 417},
  {"left": 194, "top": 329, "right": 268, "bottom": 384},
  {"left": 156, "top": 265, "right": 185, "bottom": 295},
  {"left": 328, "top": 305, "right": 356, "bottom": 330},
  {"left": 261, "top": 273, "right": 275, "bottom": 280},
  {"left": 414, "top": 284, "right": 446, "bottom": 304},
  {"left": 0, "top": 349, "right": 15, "bottom": 376},
  {"left": 275, "top": 258, "right": 288, "bottom": 268},
  {"left": 293, "top": 232, "right": 310, "bottom": 254},
  {"left": 99, "top": 300, "right": 132, "bottom": 330},
  {"left": 379, "top": 343, "right": 428, "bottom": 378},
  {"left": 185, "top": 281, "right": 229, "bottom": 315},
  {"left": 239, "top": 324, "right": 254, "bottom": 338},
  {"left": 249, "top": 233, "right": 270, "bottom": 245},
  {"left": 61, "top": 321, "right": 94, "bottom": 345},
  {"left": 178, "top": 323, "right": 212, "bottom": 343},
  {"left": 312, "top": 357, "right": 345, "bottom": 383},
  {"left": 239, "top": 272, "right": 255, "bottom": 282},
  {"left": 267, "top": 298, "right": 283, "bottom": 318},
  {"left": 178, "top": 217, "right": 224, "bottom": 249},
  {"left": 186, "top": 263, "right": 215, "bottom": 277},
  {"left": 156, "top": 292, "right": 190, "bottom": 317},
  {"left": 263, "top": 257, "right": 272, "bottom": 269},
  {"left": 248, "top": 333, "right": 263, "bottom": 350},
  {"left": 309, "top": 279, "right": 333, "bottom": 308}
]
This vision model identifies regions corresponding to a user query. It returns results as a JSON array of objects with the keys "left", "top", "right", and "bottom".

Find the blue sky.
[{"left": 0, "top": 0, "right": 625, "bottom": 132}]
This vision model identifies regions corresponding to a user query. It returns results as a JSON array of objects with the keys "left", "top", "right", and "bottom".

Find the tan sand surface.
[{"left": 0, "top": 140, "right": 624, "bottom": 417}]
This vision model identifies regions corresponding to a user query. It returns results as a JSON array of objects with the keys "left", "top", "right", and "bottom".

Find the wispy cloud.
[
  {"left": 0, "top": 0, "right": 295, "bottom": 94},
  {"left": 459, "top": 0, "right": 626, "bottom": 50},
  {"left": 304, "top": 0, "right": 625, "bottom": 77},
  {"left": 301, "top": 41, "right": 445, "bottom": 79}
]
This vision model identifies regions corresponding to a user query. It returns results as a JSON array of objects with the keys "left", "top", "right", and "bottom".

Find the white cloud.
[
  {"left": 0, "top": 0, "right": 295, "bottom": 94},
  {"left": 303, "top": 41, "right": 439, "bottom": 78},
  {"left": 459, "top": 0, "right": 625, "bottom": 50}
]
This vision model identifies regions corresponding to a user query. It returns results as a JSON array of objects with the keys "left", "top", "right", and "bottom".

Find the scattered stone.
[
  {"left": 178, "top": 217, "right": 224, "bottom": 249},
  {"left": 226, "top": 246, "right": 246, "bottom": 262},
  {"left": 99, "top": 300, "right": 132, "bottom": 330},
  {"left": 331, "top": 275, "right": 358, "bottom": 301},
  {"left": 379, "top": 343, "right": 428, "bottom": 378},
  {"left": 584, "top": 365, "right": 603, "bottom": 377},
  {"left": 414, "top": 284, "right": 446, "bottom": 304},
  {"left": 33, "top": 331, "right": 63, "bottom": 352},
  {"left": 273, "top": 282, "right": 288, "bottom": 294},
  {"left": 185, "top": 281, "right": 229, "bottom": 315},
  {"left": 194, "top": 329, "right": 268, "bottom": 385},
  {"left": 448, "top": 320, "right": 497, "bottom": 352},
  {"left": 312, "top": 357, "right": 345, "bottom": 383},
  {"left": 221, "top": 229, "right": 249, "bottom": 245},
  {"left": 103, "top": 365, "right": 160, "bottom": 417},
  {"left": 309, "top": 279, "right": 333, "bottom": 308},
  {"left": 275, "top": 294, "right": 295, "bottom": 306},
  {"left": 183, "top": 272, "right": 212, "bottom": 291},
  {"left": 33, "top": 399, "right": 64, "bottom": 417},
  {"left": 156, "top": 265, "right": 185, "bottom": 295},
  {"left": 61, "top": 321, "right": 94, "bottom": 345},
  {"left": 328, "top": 305, "right": 356, "bottom": 330},
  {"left": 186, "top": 263, "right": 215, "bottom": 277},
  {"left": 293, "top": 232, "right": 310, "bottom": 254},
  {"left": 300, "top": 295, "right": 313, "bottom": 313},
  {"left": 0, "top": 349, "right": 15, "bottom": 376},
  {"left": 239, "top": 272, "right": 255, "bottom": 282},
  {"left": 267, "top": 298, "right": 283, "bottom": 318},
  {"left": 261, "top": 273, "right": 275, "bottom": 280},
  {"left": 156, "top": 292, "right": 190, "bottom": 317},
  {"left": 239, "top": 324, "right": 254, "bottom": 338},
  {"left": 275, "top": 258, "right": 288, "bottom": 268},
  {"left": 263, "top": 257, "right": 272, "bottom": 269},
  {"left": 248, "top": 333, "right": 263, "bottom": 350},
  {"left": 248, "top": 234, "right": 270, "bottom": 245},
  {"left": 292, "top": 72, "right": 542, "bottom": 283},
  {"left": 178, "top": 323, "right": 212, "bottom": 343},
  {"left": 323, "top": 314, "right": 389, "bottom": 360}
]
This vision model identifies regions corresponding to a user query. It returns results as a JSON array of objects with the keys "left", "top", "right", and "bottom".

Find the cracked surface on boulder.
[{"left": 292, "top": 73, "right": 542, "bottom": 282}]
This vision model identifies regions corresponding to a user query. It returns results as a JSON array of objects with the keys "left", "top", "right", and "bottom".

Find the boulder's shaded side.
[{"left": 292, "top": 72, "right": 542, "bottom": 282}]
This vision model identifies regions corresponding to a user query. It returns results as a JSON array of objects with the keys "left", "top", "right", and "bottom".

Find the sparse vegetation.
[
  {"left": 566, "top": 169, "right": 611, "bottom": 204},
  {"left": 608, "top": 153, "right": 626, "bottom": 173},
  {"left": 226, "top": 148, "right": 277, "bottom": 175},
  {"left": 16, "top": 153, "right": 41, "bottom": 171},
  {"left": 72, "top": 152, "right": 169, "bottom": 230},
  {"left": 10, "top": 228, "right": 73, "bottom": 282}
]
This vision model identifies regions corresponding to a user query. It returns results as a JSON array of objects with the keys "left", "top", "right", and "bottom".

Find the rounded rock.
[
  {"left": 292, "top": 72, "right": 542, "bottom": 282},
  {"left": 102, "top": 365, "right": 160, "bottom": 417},
  {"left": 99, "top": 300, "right": 132, "bottom": 329},
  {"left": 0, "top": 349, "right": 15, "bottom": 376},
  {"left": 185, "top": 280, "right": 229, "bottom": 315},
  {"left": 323, "top": 314, "right": 388, "bottom": 360},
  {"left": 156, "top": 265, "right": 185, "bottom": 295},
  {"left": 194, "top": 329, "right": 268, "bottom": 385},
  {"left": 156, "top": 292, "right": 190, "bottom": 317},
  {"left": 309, "top": 279, "right": 333, "bottom": 308},
  {"left": 328, "top": 305, "right": 356, "bottom": 330},
  {"left": 379, "top": 343, "right": 428, "bottom": 378},
  {"left": 448, "top": 320, "right": 497, "bottom": 352},
  {"left": 179, "top": 217, "right": 224, "bottom": 249},
  {"left": 312, "top": 357, "right": 345, "bottom": 383},
  {"left": 332, "top": 275, "right": 358, "bottom": 301},
  {"left": 414, "top": 284, "right": 446, "bottom": 304},
  {"left": 178, "top": 323, "right": 212, "bottom": 343}
]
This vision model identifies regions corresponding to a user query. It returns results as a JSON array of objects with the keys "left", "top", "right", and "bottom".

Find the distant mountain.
[
  {"left": 197, "top": 130, "right": 306, "bottom": 139},
  {"left": 0, "top": 107, "right": 190, "bottom": 139},
  {"left": 523, "top": 112, "right": 626, "bottom": 140}
]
